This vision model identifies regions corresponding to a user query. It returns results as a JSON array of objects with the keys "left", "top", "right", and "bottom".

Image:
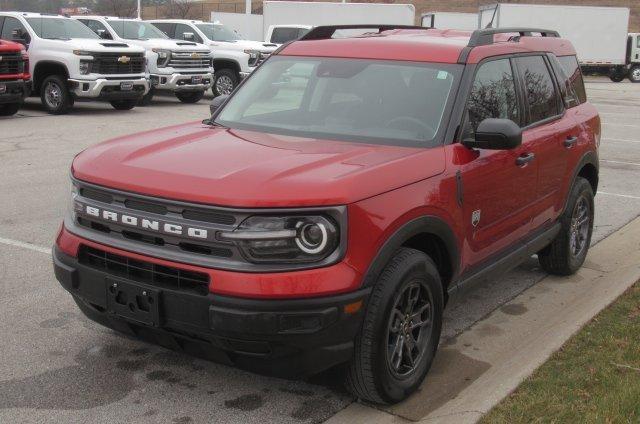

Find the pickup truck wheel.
[
  {"left": 345, "top": 248, "right": 443, "bottom": 404},
  {"left": 176, "top": 91, "right": 205, "bottom": 104},
  {"left": 538, "top": 177, "right": 594, "bottom": 275},
  {"left": 0, "top": 103, "right": 20, "bottom": 116},
  {"left": 137, "top": 87, "right": 155, "bottom": 106},
  {"left": 213, "top": 69, "right": 238, "bottom": 97},
  {"left": 629, "top": 65, "right": 640, "bottom": 83},
  {"left": 110, "top": 99, "right": 137, "bottom": 111},
  {"left": 41, "top": 75, "right": 73, "bottom": 115}
]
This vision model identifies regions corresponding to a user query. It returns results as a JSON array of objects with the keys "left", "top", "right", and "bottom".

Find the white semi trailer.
[
  {"left": 479, "top": 3, "right": 640, "bottom": 82},
  {"left": 421, "top": 12, "right": 478, "bottom": 31}
]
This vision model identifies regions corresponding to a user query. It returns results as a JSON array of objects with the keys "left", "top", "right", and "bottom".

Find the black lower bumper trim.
[{"left": 53, "top": 246, "right": 368, "bottom": 376}]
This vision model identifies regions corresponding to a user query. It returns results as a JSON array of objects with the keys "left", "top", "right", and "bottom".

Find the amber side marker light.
[{"left": 344, "top": 300, "right": 363, "bottom": 314}]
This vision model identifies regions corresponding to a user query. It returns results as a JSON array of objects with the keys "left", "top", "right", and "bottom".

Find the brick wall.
[{"left": 143, "top": 0, "right": 639, "bottom": 33}]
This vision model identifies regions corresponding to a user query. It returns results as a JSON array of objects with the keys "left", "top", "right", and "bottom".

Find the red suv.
[
  {"left": 53, "top": 26, "right": 599, "bottom": 404},
  {"left": 0, "top": 38, "right": 30, "bottom": 116}
]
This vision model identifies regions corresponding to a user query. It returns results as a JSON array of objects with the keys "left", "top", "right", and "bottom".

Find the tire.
[
  {"left": 629, "top": 65, "right": 640, "bottom": 83},
  {"left": 213, "top": 69, "right": 238, "bottom": 97},
  {"left": 137, "top": 87, "right": 155, "bottom": 106},
  {"left": 345, "top": 247, "right": 443, "bottom": 404},
  {"left": 176, "top": 91, "right": 205, "bottom": 104},
  {"left": 0, "top": 103, "right": 20, "bottom": 116},
  {"left": 609, "top": 72, "right": 625, "bottom": 83},
  {"left": 40, "top": 75, "right": 73, "bottom": 115},
  {"left": 538, "top": 177, "right": 594, "bottom": 275},
  {"left": 110, "top": 99, "right": 137, "bottom": 111}
]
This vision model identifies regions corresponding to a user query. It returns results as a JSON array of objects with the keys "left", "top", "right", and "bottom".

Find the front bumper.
[
  {"left": 69, "top": 77, "right": 149, "bottom": 100},
  {"left": 0, "top": 79, "right": 30, "bottom": 104},
  {"left": 53, "top": 244, "right": 368, "bottom": 376},
  {"left": 150, "top": 72, "right": 213, "bottom": 92}
]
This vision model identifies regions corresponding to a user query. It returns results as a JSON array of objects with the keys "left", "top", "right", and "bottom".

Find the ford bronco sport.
[
  {"left": 0, "top": 38, "right": 30, "bottom": 116},
  {"left": 53, "top": 26, "right": 600, "bottom": 404}
]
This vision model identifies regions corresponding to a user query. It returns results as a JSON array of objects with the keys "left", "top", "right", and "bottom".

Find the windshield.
[
  {"left": 196, "top": 23, "right": 241, "bottom": 42},
  {"left": 27, "top": 17, "right": 99, "bottom": 40},
  {"left": 108, "top": 20, "right": 168, "bottom": 40},
  {"left": 215, "top": 56, "right": 460, "bottom": 147}
]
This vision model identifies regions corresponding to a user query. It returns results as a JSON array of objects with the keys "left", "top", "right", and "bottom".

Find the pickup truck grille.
[
  {"left": 168, "top": 52, "right": 212, "bottom": 70},
  {"left": 91, "top": 52, "right": 145, "bottom": 75},
  {"left": 0, "top": 52, "right": 24, "bottom": 75}
]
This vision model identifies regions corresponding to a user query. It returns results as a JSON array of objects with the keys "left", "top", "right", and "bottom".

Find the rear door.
[{"left": 513, "top": 54, "right": 579, "bottom": 230}]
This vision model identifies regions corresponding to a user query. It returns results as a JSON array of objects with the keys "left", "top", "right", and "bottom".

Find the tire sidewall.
[
  {"left": 629, "top": 65, "right": 640, "bottom": 83},
  {"left": 213, "top": 69, "right": 238, "bottom": 97},
  {"left": 41, "top": 75, "right": 72, "bottom": 114},
  {"left": 565, "top": 179, "right": 595, "bottom": 271}
]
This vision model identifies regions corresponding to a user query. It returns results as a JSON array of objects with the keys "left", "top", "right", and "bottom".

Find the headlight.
[
  {"left": 73, "top": 50, "right": 93, "bottom": 57},
  {"left": 79, "top": 60, "right": 92, "bottom": 75},
  {"left": 220, "top": 215, "right": 339, "bottom": 263},
  {"left": 152, "top": 48, "right": 171, "bottom": 68},
  {"left": 244, "top": 49, "right": 260, "bottom": 66}
]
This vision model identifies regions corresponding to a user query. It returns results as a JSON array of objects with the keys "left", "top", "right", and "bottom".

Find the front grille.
[
  {"left": 168, "top": 52, "right": 211, "bottom": 70},
  {"left": 79, "top": 245, "right": 210, "bottom": 296},
  {"left": 0, "top": 52, "right": 24, "bottom": 75},
  {"left": 91, "top": 52, "right": 145, "bottom": 75}
]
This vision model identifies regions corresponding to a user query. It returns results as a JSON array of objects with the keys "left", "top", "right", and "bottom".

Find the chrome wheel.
[
  {"left": 215, "top": 75, "right": 234, "bottom": 96},
  {"left": 631, "top": 67, "right": 640, "bottom": 82},
  {"left": 44, "top": 81, "right": 63, "bottom": 109},
  {"left": 386, "top": 281, "right": 433, "bottom": 378},
  {"left": 570, "top": 196, "right": 590, "bottom": 258}
]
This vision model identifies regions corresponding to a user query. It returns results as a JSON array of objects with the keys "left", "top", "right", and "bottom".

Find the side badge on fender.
[{"left": 472, "top": 210, "right": 481, "bottom": 227}]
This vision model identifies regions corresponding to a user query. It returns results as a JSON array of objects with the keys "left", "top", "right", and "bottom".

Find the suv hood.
[
  {"left": 72, "top": 122, "right": 445, "bottom": 207},
  {"left": 126, "top": 38, "right": 209, "bottom": 52},
  {"left": 210, "top": 39, "right": 277, "bottom": 53},
  {"left": 54, "top": 38, "right": 145, "bottom": 53}
]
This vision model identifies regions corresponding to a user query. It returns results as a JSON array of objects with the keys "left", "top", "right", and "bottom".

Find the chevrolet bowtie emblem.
[
  {"left": 117, "top": 55, "right": 131, "bottom": 64},
  {"left": 191, "top": 52, "right": 201, "bottom": 59},
  {"left": 0, "top": 56, "right": 3, "bottom": 61}
]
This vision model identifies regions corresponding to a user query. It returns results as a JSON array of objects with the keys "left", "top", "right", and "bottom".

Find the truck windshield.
[
  {"left": 215, "top": 56, "right": 461, "bottom": 147},
  {"left": 108, "top": 20, "right": 168, "bottom": 40},
  {"left": 26, "top": 17, "right": 99, "bottom": 40},
  {"left": 196, "top": 23, "right": 241, "bottom": 42}
]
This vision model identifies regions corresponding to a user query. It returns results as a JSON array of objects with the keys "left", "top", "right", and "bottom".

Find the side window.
[
  {"left": 557, "top": 55, "right": 587, "bottom": 105},
  {"left": 151, "top": 22, "right": 173, "bottom": 38},
  {"left": 1, "top": 17, "right": 30, "bottom": 44},
  {"left": 516, "top": 56, "right": 560, "bottom": 124},
  {"left": 270, "top": 27, "right": 300, "bottom": 44},
  {"left": 175, "top": 24, "right": 202, "bottom": 43},
  {"left": 465, "top": 58, "right": 519, "bottom": 134},
  {"left": 80, "top": 19, "right": 111, "bottom": 39}
]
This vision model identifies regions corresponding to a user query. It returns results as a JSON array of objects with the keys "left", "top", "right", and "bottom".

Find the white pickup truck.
[
  {"left": 148, "top": 19, "right": 277, "bottom": 96},
  {"left": 0, "top": 12, "right": 149, "bottom": 114},
  {"left": 74, "top": 16, "right": 213, "bottom": 104}
]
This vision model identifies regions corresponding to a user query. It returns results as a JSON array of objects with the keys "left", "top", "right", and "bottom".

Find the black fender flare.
[{"left": 361, "top": 215, "right": 460, "bottom": 289}]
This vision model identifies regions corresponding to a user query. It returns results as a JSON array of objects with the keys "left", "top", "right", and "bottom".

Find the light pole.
[{"left": 137, "top": 0, "right": 142, "bottom": 19}]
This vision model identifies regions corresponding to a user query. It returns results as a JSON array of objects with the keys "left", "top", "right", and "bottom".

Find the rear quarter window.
[{"left": 558, "top": 55, "right": 587, "bottom": 105}]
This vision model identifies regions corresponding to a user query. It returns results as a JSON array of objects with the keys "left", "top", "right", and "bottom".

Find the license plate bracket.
[
  {"left": 106, "top": 279, "right": 160, "bottom": 326},
  {"left": 191, "top": 75, "right": 202, "bottom": 84},
  {"left": 0, "top": 84, "right": 6, "bottom": 94},
  {"left": 120, "top": 81, "right": 134, "bottom": 91}
]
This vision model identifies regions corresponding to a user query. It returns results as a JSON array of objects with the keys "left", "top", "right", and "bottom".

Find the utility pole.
[{"left": 137, "top": 0, "right": 142, "bottom": 19}]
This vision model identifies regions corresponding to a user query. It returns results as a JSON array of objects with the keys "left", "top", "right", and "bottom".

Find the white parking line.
[
  {"left": 600, "top": 159, "right": 640, "bottom": 166},
  {"left": 598, "top": 191, "right": 640, "bottom": 200},
  {"left": 0, "top": 237, "right": 50, "bottom": 254},
  {"left": 603, "top": 137, "right": 640, "bottom": 144}
]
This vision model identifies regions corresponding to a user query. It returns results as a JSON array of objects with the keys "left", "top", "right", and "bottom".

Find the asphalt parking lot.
[{"left": 1, "top": 79, "right": 639, "bottom": 423}]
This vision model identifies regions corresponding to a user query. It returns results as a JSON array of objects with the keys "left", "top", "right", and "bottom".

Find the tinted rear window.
[{"left": 558, "top": 55, "right": 587, "bottom": 105}]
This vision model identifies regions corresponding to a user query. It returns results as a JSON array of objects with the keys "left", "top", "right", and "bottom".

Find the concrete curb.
[{"left": 326, "top": 216, "right": 640, "bottom": 424}]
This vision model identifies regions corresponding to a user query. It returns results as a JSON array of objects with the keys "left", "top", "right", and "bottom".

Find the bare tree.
[
  {"left": 95, "top": 0, "right": 137, "bottom": 18},
  {"left": 168, "top": 0, "right": 194, "bottom": 19}
]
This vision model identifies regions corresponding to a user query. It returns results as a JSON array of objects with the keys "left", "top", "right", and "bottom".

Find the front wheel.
[
  {"left": 345, "top": 248, "right": 443, "bottom": 404},
  {"left": 538, "top": 177, "right": 594, "bottom": 275},
  {"left": 0, "top": 103, "right": 20, "bottom": 116},
  {"left": 213, "top": 69, "right": 238, "bottom": 97},
  {"left": 176, "top": 91, "right": 205, "bottom": 104},
  {"left": 629, "top": 65, "right": 640, "bottom": 83},
  {"left": 41, "top": 75, "right": 74, "bottom": 114},
  {"left": 110, "top": 99, "right": 137, "bottom": 111}
]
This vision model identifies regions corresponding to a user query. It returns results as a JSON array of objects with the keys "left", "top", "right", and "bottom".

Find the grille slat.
[
  {"left": 0, "top": 53, "right": 24, "bottom": 74},
  {"left": 79, "top": 245, "right": 210, "bottom": 296},
  {"left": 168, "top": 53, "right": 211, "bottom": 70}
]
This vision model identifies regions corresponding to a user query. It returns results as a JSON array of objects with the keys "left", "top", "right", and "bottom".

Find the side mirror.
[
  {"left": 462, "top": 118, "right": 522, "bottom": 150},
  {"left": 209, "top": 95, "right": 229, "bottom": 116},
  {"left": 96, "top": 29, "right": 110, "bottom": 39},
  {"left": 183, "top": 32, "right": 195, "bottom": 41}
]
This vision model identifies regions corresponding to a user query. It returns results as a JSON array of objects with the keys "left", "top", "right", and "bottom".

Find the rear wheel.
[
  {"left": 0, "top": 103, "right": 20, "bottom": 116},
  {"left": 41, "top": 75, "right": 73, "bottom": 114},
  {"left": 538, "top": 177, "right": 594, "bottom": 275},
  {"left": 629, "top": 65, "right": 640, "bottom": 83},
  {"left": 213, "top": 69, "right": 238, "bottom": 97},
  {"left": 345, "top": 248, "right": 443, "bottom": 404},
  {"left": 110, "top": 99, "right": 137, "bottom": 111},
  {"left": 176, "top": 91, "right": 205, "bottom": 104}
]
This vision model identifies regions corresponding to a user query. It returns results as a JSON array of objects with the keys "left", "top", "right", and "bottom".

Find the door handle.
[
  {"left": 564, "top": 136, "right": 578, "bottom": 148},
  {"left": 516, "top": 153, "right": 535, "bottom": 167}
]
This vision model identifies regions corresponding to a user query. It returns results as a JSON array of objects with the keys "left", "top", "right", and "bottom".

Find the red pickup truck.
[{"left": 0, "top": 38, "right": 30, "bottom": 116}]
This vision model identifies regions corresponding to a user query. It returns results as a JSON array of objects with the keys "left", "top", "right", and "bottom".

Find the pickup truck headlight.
[
  {"left": 220, "top": 215, "right": 339, "bottom": 263},
  {"left": 79, "top": 60, "right": 92, "bottom": 75},
  {"left": 153, "top": 48, "right": 171, "bottom": 68},
  {"left": 244, "top": 49, "right": 260, "bottom": 67}
]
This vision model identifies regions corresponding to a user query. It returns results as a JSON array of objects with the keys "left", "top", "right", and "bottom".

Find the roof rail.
[
  {"left": 468, "top": 27, "right": 560, "bottom": 47},
  {"left": 299, "top": 24, "right": 427, "bottom": 41}
]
